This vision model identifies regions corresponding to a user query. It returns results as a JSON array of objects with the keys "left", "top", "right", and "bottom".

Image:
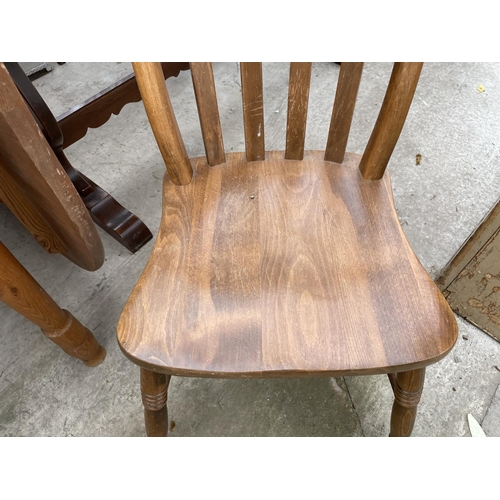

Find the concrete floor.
[{"left": 1, "top": 62, "right": 500, "bottom": 436}]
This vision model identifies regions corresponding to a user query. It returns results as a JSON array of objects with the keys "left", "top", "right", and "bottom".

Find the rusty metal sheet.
[
  {"left": 437, "top": 199, "right": 500, "bottom": 291},
  {"left": 447, "top": 225, "right": 500, "bottom": 342}
]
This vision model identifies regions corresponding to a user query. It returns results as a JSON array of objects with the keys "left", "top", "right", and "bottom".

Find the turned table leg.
[
  {"left": 389, "top": 368, "right": 425, "bottom": 437},
  {"left": 140, "top": 368, "right": 171, "bottom": 437},
  {"left": 0, "top": 242, "right": 106, "bottom": 366}
]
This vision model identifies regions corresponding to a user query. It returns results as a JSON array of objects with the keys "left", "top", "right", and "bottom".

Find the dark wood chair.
[
  {"left": 4, "top": 62, "right": 190, "bottom": 253},
  {"left": 117, "top": 62, "right": 458, "bottom": 437}
]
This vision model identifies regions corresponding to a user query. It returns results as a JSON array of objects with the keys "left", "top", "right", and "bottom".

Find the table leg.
[{"left": 0, "top": 242, "right": 106, "bottom": 366}]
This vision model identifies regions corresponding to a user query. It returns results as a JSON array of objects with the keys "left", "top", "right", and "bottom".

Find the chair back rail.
[
  {"left": 324, "top": 62, "right": 364, "bottom": 164},
  {"left": 132, "top": 62, "right": 193, "bottom": 185},
  {"left": 359, "top": 62, "right": 423, "bottom": 180},
  {"left": 285, "top": 62, "right": 312, "bottom": 161},
  {"left": 190, "top": 63, "right": 226, "bottom": 166}
]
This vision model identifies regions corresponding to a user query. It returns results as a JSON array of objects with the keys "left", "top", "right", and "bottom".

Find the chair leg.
[
  {"left": 389, "top": 368, "right": 425, "bottom": 437},
  {"left": 0, "top": 242, "right": 106, "bottom": 366},
  {"left": 140, "top": 368, "right": 171, "bottom": 437},
  {"left": 55, "top": 151, "right": 153, "bottom": 253}
]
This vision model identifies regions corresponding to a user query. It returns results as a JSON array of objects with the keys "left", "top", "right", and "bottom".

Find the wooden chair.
[{"left": 117, "top": 62, "right": 458, "bottom": 437}]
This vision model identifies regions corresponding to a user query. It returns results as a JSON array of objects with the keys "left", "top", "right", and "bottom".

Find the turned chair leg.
[
  {"left": 389, "top": 368, "right": 425, "bottom": 437},
  {"left": 0, "top": 242, "right": 106, "bottom": 366},
  {"left": 140, "top": 368, "right": 171, "bottom": 437}
]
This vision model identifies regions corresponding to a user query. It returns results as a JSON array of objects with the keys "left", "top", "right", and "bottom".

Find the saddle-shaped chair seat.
[{"left": 117, "top": 151, "right": 456, "bottom": 378}]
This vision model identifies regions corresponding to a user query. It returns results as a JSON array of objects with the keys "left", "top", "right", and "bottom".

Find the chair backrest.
[{"left": 132, "top": 62, "right": 423, "bottom": 185}]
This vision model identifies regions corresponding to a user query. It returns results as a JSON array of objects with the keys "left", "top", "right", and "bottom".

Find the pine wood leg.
[
  {"left": 389, "top": 368, "right": 425, "bottom": 437},
  {"left": 0, "top": 242, "right": 106, "bottom": 366},
  {"left": 140, "top": 368, "right": 171, "bottom": 437}
]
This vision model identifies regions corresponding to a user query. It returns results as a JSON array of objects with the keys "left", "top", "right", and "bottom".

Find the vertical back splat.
[
  {"left": 241, "top": 62, "right": 265, "bottom": 162},
  {"left": 190, "top": 63, "right": 226, "bottom": 166},
  {"left": 325, "top": 62, "right": 364, "bottom": 164},
  {"left": 285, "top": 62, "right": 312, "bottom": 161}
]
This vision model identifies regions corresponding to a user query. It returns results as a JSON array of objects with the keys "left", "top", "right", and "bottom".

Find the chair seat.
[{"left": 117, "top": 151, "right": 457, "bottom": 378}]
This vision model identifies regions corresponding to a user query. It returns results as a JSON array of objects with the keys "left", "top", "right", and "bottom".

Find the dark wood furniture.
[
  {"left": 4, "top": 62, "right": 161, "bottom": 253},
  {"left": 0, "top": 62, "right": 104, "bottom": 270},
  {"left": 0, "top": 62, "right": 105, "bottom": 365},
  {"left": 56, "top": 63, "right": 189, "bottom": 248},
  {"left": 117, "top": 62, "right": 458, "bottom": 437},
  {"left": 57, "top": 62, "right": 190, "bottom": 149}
]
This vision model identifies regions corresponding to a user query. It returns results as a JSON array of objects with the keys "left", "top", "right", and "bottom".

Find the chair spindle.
[
  {"left": 132, "top": 62, "right": 193, "bottom": 185},
  {"left": 359, "top": 62, "right": 423, "bottom": 180},
  {"left": 324, "top": 62, "right": 364, "bottom": 164},
  {"left": 240, "top": 62, "right": 265, "bottom": 161},
  {"left": 285, "top": 62, "right": 312, "bottom": 161},
  {"left": 190, "top": 63, "right": 225, "bottom": 166}
]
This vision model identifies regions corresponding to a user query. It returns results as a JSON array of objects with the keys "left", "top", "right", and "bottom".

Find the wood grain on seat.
[{"left": 117, "top": 151, "right": 457, "bottom": 378}]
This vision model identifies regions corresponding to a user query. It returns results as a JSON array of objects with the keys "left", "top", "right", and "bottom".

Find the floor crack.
[
  {"left": 342, "top": 377, "right": 366, "bottom": 437},
  {"left": 480, "top": 382, "right": 500, "bottom": 426}
]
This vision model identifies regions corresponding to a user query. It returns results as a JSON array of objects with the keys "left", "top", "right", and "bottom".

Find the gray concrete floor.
[{"left": 1, "top": 62, "right": 500, "bottom": 436}]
